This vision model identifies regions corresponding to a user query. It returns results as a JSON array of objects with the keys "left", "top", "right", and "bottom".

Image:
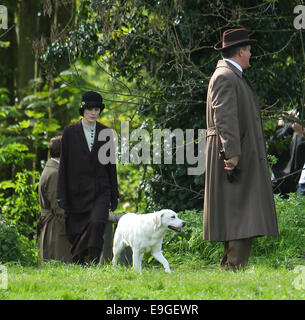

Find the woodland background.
[{"left": 0, "top": 0, "right": 304, "bottom": 243}]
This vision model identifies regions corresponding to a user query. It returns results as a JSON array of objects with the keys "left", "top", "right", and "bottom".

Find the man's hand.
[{"left": 224, "top": 156, "right": 239, "bottom": 171}]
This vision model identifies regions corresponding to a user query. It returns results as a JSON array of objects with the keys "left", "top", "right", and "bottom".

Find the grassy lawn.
[{"left": 1, "top": 259, "right": 305, "bottom": 300}]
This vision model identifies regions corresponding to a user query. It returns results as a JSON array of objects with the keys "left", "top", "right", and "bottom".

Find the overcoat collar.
[
  {"left": 216, "top": 60, "right": 243, "bottom": 78},
  {"left": 216, "top": 60, "right": 257, "bottom": 95},
  {"left": 46, "top": 158, "right": 59, "bottom": 169}
]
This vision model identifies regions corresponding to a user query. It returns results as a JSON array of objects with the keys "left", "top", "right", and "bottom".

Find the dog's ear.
[{"left": 153, "top": 211, "right": 163, "bottom": 230}]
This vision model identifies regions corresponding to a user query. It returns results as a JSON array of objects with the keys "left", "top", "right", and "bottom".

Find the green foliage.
[
  {"left": 0, "top": 41, "right": 10, "bottom": 49},
  {"left": 0, "top": 88, "right": 10, "bottom": 105},
  {"left": 116, "top": 163, "right": 153, "bottom": 213},
  {"left": 252, "top": 194, "right": 305, "bottom": 268},
  {"left": 0, "top": 169, "right": 40, "bottom": 239},
  {"left": 0, "top": 218, "right": 38, "bottom": 265},
  {"left": 0, "top": 142, "right": 32, "bottom": 168},
  {"left": 41, "top": 0, "right": 305, "bottom": 211}
]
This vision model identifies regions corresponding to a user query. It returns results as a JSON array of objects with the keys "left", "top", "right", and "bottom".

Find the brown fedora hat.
[{"left": 214, "top": 28, "right": 257, "bottom": 51}]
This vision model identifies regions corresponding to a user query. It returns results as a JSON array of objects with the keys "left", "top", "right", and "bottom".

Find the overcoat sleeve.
[
  {"left": 39, "top": 171, "right": 49, "bottom": 210},
  {"left": 57, "top": 127, "right": 69, "bottom": 201},
  {"left": 210, "top": 74, "right": 241, "bottom": 159},
  {"left": 107, "top": 162, "right": 119, "bottom": 202},
  {"left": 48, "top": 168, "right": 65, "bottom": 215}
]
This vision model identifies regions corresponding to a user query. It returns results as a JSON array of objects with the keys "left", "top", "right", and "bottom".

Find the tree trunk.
[
  {"left": 0, "top": 0, "right": 18, "bottom": 104},
  {"left": 17, "top": 0, "right": 40, "bottom": 98}
]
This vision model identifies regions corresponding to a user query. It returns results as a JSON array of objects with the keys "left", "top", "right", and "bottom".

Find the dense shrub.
[
  {"left": 0, "top": 218, "right": 38, "bottom": 265},
  {"left": 161, "top": 209, "right": 223, "bottom": 266},
  {"left": 0, "top": 169, "right": 40, "bottom": 239},
  {"left": 252, "top": 194, "right": 305, "bottom": 267}
]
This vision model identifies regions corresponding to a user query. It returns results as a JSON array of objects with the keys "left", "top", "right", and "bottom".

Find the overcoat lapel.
[
  {"left": 75, "top": 120, "right": 109, "bottom": 156},
  {"left": 75, "top": 120, "right": 91, "bottom": 154},
  {"left": 242, "top": 73, "right": 259, "bottom": 104},
  {"left": 91, "top": 122, "right": 101, "bottom": 155}
]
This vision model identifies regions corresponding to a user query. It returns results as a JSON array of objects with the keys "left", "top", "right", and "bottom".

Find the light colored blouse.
[{"left": 82, "top": 119, "right": 96, "bottom": 151}]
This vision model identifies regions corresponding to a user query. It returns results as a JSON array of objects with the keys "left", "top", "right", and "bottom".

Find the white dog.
[{"left": 112, "top": 209, "right": 186, "bottom": 273}]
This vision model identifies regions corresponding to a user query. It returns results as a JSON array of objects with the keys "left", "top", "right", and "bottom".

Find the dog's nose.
[{"left": 182, "top": 221, "right": 186, "bottom": 227}]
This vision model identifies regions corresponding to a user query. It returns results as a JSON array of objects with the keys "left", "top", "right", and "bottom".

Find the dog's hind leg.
[
  {"left": 112, "top": 238, "right": 127, "bottom": 266},
  {"left": 152, "top": 250, "right": 171, "bottom": 273}
]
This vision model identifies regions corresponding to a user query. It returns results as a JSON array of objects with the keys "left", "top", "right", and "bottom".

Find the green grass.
[{"left": 1, "top": 259, "right": 305, "bottom": 300}]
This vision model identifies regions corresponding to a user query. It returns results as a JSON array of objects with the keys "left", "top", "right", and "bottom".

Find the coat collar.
[
  {"left": 216, "top": 60, "right": 258, "bottom": 104},
  {"left": 216, "top": 60, "right": 243, "bottom": 78},
  {"left": 46, "top": 158, "right": 59, "bottom": 169},
  {"left": 223, "top": 58, "right": 243, "bottom": 72}
]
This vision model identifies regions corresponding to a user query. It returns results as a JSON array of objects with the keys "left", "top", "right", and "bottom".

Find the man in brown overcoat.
[
  {"left": 57, "top": 91, "right": 119, "bottom": 264},
  {"left": 204, "top": 28, "right": 278, "bottom": 270},
  {"left": 38, "top": 136, "right": 72, "bottom": 263}
]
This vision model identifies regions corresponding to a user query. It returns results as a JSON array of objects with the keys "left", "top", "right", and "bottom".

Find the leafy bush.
[
  {"left": 0, "top": 169, "right": 40, "bottom": 239},
  {"left": 160, "top": 193, "right": 305, "bottom": 268},
  {"left": 161, "top": 209, "right": 223, "bottom": 266},
  {"left": 252, "top": 194, "right": 305, "bottom": 267},
  {"left": 0, "top": 218, "right": 38, "bottom": 265}
]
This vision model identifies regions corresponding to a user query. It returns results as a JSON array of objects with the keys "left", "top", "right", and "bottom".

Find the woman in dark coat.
[{"left": 57, "top": 91, "right": 119, "bottom": 264}]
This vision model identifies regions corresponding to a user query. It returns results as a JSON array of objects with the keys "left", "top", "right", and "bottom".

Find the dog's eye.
[{"left": 171, "top": 216, "right": 175, "bottom": 219}]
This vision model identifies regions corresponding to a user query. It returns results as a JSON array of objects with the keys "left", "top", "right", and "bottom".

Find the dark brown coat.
[{"left": 204, "top": 60, "right": 278, "bottom": 241}]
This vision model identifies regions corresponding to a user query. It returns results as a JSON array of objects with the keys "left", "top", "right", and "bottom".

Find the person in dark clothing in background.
[
  {"left": 269, "top": 110, "right": 305, "bottom": 198},
  {"left": 57, "top": 91, "right": 119, "bottom": 264}
]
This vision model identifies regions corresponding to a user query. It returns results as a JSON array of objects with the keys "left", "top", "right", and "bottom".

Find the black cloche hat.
[{"left": 79, "top": 91, "right": 105, "bottom": 116}]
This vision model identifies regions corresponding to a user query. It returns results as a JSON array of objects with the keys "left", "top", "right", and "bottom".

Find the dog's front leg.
[
  {"left": 152, "top": 251, "right": 171, "bottom": 273},
  {"left": 132, "top": 249, "right": 143, "bottom": 273}
]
